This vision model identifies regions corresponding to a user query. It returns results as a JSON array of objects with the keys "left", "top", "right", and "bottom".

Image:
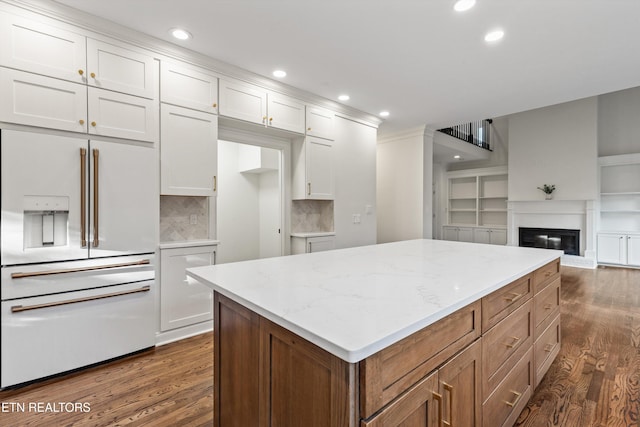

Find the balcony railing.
[{"left": 438, "top": 119, "right": 493, "bottom": 151}]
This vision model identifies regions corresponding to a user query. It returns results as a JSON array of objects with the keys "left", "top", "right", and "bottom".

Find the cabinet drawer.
[
  {"left": 483, "top": 348, "right": 533, "bottom": 427},
  {"left": 482, "top": 299, "right": 532, "bottom": 398},
  {"left": 359, "top": 301, "right": 481, "bottom": 419},
  {"left": 534, "top": 314, "right": 560, "bottom": 387},
  {"left": 534, "top": 276, "right": 560, "bottom": 337},
  {"left": 482, "top": 274, "right": 532, "bottom": 332},
  {"left": 533, "top": 259, "right": 560, "bottom": 294}
]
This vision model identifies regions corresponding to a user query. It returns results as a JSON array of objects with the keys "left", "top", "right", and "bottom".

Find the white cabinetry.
[
  {"left": 160, "top": 61, "right": 218, "bottom": 114},
  {"left": 597, "top": 154, "right": 640, "bottom": 266},
  {"left": 218, "top": 78, "right": 305, "bottom": 133},
  {"left": 305, "top": 105, "right": 334, "bottom": 140},
  {"left": 292, "top": 137, "right": 334, "bottom": 200},
  {"left": 291, "top": 234, "right": 335, "bottom": 254},
  {"left": 159, "top": 243, "right": 216, "bottom": 332},
  {"left": 160, "top": 104, "right": 218, "bottom": 196},
  {"left": 0, "top": 11, "right": 158, "bottom": 141},
  {"left": 443, "top": 167, "right": 508, "bottom": 245}
]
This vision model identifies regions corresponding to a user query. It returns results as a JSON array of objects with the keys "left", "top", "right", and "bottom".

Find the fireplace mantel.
[{"left": 507, "top": 199, "right": 597, "bottom": 268}]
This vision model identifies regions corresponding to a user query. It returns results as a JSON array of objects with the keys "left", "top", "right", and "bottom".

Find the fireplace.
[{"left": 519, "top": 227, "right": 580, "bottom": 256}]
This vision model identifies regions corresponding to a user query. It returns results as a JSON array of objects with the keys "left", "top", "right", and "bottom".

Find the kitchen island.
[{"left": 188, "top": 239, "right": 562, "bottom": 427}]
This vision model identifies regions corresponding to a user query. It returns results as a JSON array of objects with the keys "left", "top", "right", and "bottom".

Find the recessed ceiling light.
[
  {"left": 453, "top": 0, "right": 476, "bottom": 12},
  {"left": 170, "top": 28, "right": 191, "bottom": 40},
  {"left": 379, "top": 111, "right": 390, "bottom": 117},
  {"left": 454, "top": 155, "right": 462, "bottom": 159},
  {"left": 338, "top": 94, "right": 350, "bottom": 101},
  {"left": 484, "top": 29, "right": 504, "bottom": 42},
  {"left": 272, "top": 70, "right": 287, "bottom": 78}
]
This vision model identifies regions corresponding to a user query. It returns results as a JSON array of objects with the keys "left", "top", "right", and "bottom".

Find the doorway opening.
[{"left": 216, "top": 139, "right": 284, "bottom": 264}]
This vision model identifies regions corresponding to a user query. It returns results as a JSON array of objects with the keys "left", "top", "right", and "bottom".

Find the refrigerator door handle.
[
  {"left": 80, "top": 148, "right": 87, "bottom": 248},
  {"left": 92, "top": 148, "right": 99, "bottom": 248},
  {"left": 10, "top": 259, "right": 151, "bottom": 279}
]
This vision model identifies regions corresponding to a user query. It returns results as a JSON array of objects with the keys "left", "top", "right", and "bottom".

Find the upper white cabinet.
[
  {"left": 86, "top": 38, "right": 156, "bottom": 99},
  {"left": 292, "top": 137, "right": 334, "bottom": 200},
  {"left": 160, "top": 104, "right": 218, "bottom": 196},
  {"left": 305, "top": 105, "right": 334, "bottom": 140},
  {"left": 160, "top": 61, "right": 218, "bottom": 114},
  {"left": 0, "top": 67, "right": 88, "bottom": 132},
  {"left": 218, "top": 78, "right": 305, "bottom": 133},
  {"left": 0, "top": 12, "right": 86, "bottom": 83}
]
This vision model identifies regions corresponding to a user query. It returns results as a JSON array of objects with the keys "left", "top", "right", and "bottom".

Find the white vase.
[{"left": 545, "top": 193, "right": 553, "bottom": 200}]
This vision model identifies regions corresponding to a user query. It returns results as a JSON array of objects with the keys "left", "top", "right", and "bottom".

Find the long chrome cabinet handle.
[
  {"left": 80, "top": 148, "right": 87, "bottom": 248},
  {"left": 11, "top": 259, "right": 151, "bottom": 279},
  {"left": 92, "top": 148, "right": 99, "bottom": 248},
  {"left": 10, "top": 285, "right": 150, "bottom": 313}
]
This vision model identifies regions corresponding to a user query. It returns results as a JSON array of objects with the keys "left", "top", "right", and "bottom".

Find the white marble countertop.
[{"left": 187, "top": 239, "right": 561, "bottom": 363}]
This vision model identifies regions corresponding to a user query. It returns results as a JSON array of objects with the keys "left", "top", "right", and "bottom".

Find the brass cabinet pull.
[
  {"left": 307, "top": 127, "right": 312, "bottom": 131},
  {"left": 79, "top": 119, "right": 85, "bottom": 125},
  {"left": 544, "top": 303, "right": 553, "bottom": 310},
  {"left": 433, "top": 392, "right": 444, "bottom": 427},
  {"left": 213, "top": 175, "right": 217, "bottom": 192},
  {"left": 504, "top": 390, "right": 522, "bottom": 407},
  {"left": 269, "top": 117, "right": 273, "bottom": 122},
  {"left": 11, "top": 285, "right": 150, "bottom": 313},
  {"left": 11, "top": 259, "right": 150, "bottom": 279},
  {"left": 91, "top": 121, "right": 97, "bottom": 127},
  {"left": 307, "top": 182, "right": 311, "bottom": 195},
  {"left": 505, "top": 336, "right": 521, "bottom": 348},
  {"left": 544, "top": 343, "right": 555, "bottom": 352},
  {"left": 80, "top": 148, "right": 87, "bottom": 248},
  {"left": 78, "top": 69, "right": 84, "bottom": 75},
  {"left": 503, "top": 292, "right": 523, "bottom": 303},
  {"left": 442, "top": 382, "right": 453, "bottom": 427},
  {"left": 92, "top": 149, "right": 99, "bottom": 248},
  {"left": 213, "top": 103, "right": 217, "bottom": 108},
  {"left": 90, "top": 72, "right": 96, "bottom": 78}
]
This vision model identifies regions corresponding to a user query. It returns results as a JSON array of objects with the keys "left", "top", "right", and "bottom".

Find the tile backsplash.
[
  {"left": 160, "top": 196, "right": 209, "bottom": 242},
  {"left": 291, "top": 200, "right": 334, "bottom": 233}
]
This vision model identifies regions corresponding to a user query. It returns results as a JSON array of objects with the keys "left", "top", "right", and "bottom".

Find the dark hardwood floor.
[
  {"left": 0, "top": 333, "right": 214, "bottom": 426},
  {"left": 0, "top": 266, "right": 637, "bottom": 426},
  {"left": 516, "top": 266, "right": 640, "bottom": 427}
]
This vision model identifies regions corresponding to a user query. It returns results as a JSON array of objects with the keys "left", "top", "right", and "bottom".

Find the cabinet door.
[
  {"left": 267, "top": 92, "right": 305, "bottom": 133},
  {"left": 442, "top": 226, "right": 459, "bottom": 241},
  {"left": 362, "top": 371, "right": 439, "bottom": 427},
  {"left": 474, "top": 228, "right": 491, "bottom": 244},
  {"left": 88, "top": 87, "right": 157, "bottom": 142},
  {"left": 86, "top": 38, "right": 156, "bottom": 99},
  {"left": 160, "top": 61, "right": 218, "bottom": 113},
  {"left": 627, "top": 235, "right": 640, "bottom": 266},
  {"left": 308, "top": 236, "right": 335, "bottom": 253},
  {"left": 0, "top": 12, "right": 86, "bottom": 83},
  {"left": 0, "top": 68, "right": 87, "bottom": 132},
  {"left": 597, "top": 233, "right": 625, "bottom": 264},
  {"left": 458, "top": 227, "right": 474, "bottom": 243},
  {"left": 160, "top": 105, "right": 218, "bottom": 196},
  {"left": 160, "top": 246, "right": 215, "bottom": 331},
  {"left": 438, "top": 339, "right": 482, "bottom": 427},
  {"left": 218, "top": 78, "right": 267, "bottom": 125},
  {"left": 306, "top": 106, "right": 334, "bottom": 140},
  {"left": 306, "top": 137, "right": 334, "bottom": 200},
  {"left": 88, "top": 139, "right": 157, "bottom": 258},
  {"left": 490, "top": 229, "right": 507, "bottom": 245}
]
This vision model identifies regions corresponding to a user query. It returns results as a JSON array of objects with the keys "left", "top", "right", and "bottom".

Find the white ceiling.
[{"left": 52, "top": 0, "right": 640, "bottom": 137}]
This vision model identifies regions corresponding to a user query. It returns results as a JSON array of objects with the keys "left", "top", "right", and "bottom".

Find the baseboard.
[
  {"left": 561, "top": 254, "right": 597, "bottom": 269},
  {"left": 155, "top": 320, "right": 213, "bottom": 346}
]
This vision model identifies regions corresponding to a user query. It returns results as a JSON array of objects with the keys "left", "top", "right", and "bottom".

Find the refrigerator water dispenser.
[{"left": 23, "top": 196, "right": 69, "bottom": 248}]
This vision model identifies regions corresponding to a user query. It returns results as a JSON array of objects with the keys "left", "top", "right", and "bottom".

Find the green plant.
[{"left": 537, "top": 184, "right": 556, "bottom": 194}]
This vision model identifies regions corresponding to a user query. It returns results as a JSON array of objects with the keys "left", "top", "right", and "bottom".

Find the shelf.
[
  {"left": 479, "top": 196, "right": 507, "bottom": 199},
  {"left": 480, "top": 209, "right": 507, "bottom": 213},
  {"left": 601, "top": 192, "right": 640, "bottom": 196},
  {"left": 601, "top": 210, "right": 640, "bottom": 213},
  {"left": 449, "top": 197, "right": 477, "bottom": 200},
  {"left": 450, "top": 209, "right": 477, "bottom": 212}
]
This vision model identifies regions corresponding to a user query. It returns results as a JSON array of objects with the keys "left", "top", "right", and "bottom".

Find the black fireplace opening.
[{"left": 519, "top": 227, "right": 580, "bottom": 255}]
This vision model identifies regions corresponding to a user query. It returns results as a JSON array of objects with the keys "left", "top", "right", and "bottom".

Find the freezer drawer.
[{"left": 1, "top": 280, "right": 154, "bottom": 388}]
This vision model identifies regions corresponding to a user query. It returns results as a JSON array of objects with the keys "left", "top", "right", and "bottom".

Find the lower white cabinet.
[
  {"left": 474, "top": 227, "right": 507, "bottom": 245},
  {"left": 291, "top": 234, "right": 335, "bottom": 254},
  {"left": 597, "top": 233, "right": 640, "bottom": 266},
  {"left": 160, "top": 244, "right": 216, "bottom": 331},
  {"left": 442, "top": 226, "right": 474, "bottom": 243}
]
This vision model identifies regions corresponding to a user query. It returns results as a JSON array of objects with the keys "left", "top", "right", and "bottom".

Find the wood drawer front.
[
  {"left": 533, "top": 259, "right": 560, "bottom": 294},
  {"left": 482, "top": 274, "right": 532, "bottom": 332},
  {"left": 534, "top": 314, "right": 561, "bottom": 388},
  {"left": 359, "top": 301, "right": 481, "bottom": 419},
  {"left": 534, "top": 276, "right": 560, "bottom": 338},
  {"left": 361, "top": 370, "right": 438, "bottom": 427},
  {"left": 482, "top": 299, "right": 532, "bottom": 398},
  {"left": 483, "top": 348, "right": 533, "bottom": 427}
]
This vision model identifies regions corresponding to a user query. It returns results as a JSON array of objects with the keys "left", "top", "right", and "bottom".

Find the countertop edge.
[{"left": 159, "top": 240, "right": 220, "bottom": 250}]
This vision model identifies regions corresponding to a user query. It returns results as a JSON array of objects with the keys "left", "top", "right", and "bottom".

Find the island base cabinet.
[{"left": 214, "top": 293, "right": 354, "bottom": 427}]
